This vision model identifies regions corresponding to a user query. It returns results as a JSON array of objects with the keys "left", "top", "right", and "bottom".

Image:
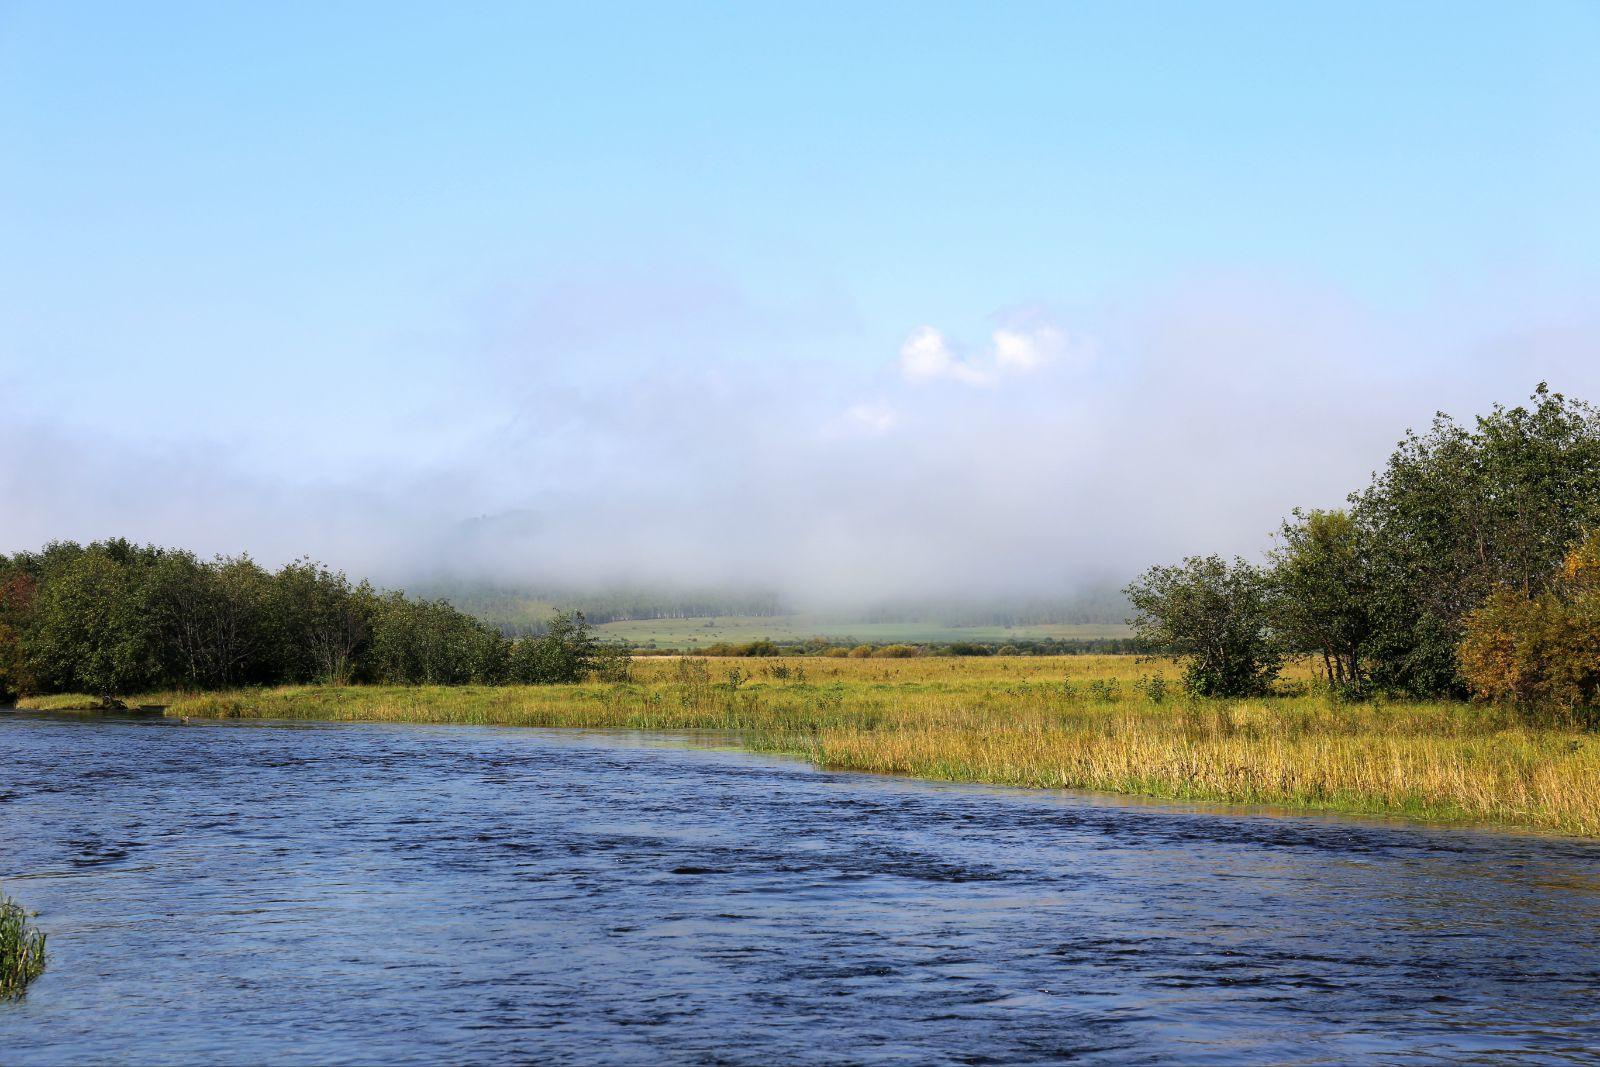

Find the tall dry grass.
[{"left": 145, "top": 655, "right": 1600, "bottom": 836}]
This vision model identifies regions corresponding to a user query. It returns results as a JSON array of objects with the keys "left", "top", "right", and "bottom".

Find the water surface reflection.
[{"left": 2, "top": 713, "right": 1598, "bottom": 1064}]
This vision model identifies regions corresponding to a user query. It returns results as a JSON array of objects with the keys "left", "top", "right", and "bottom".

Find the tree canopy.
[
  {"left": 0, "top": 542, "right": 626, "bottom": 701},
  {"left": 1128, "top": 385, "right": 1600, "bottom": 702}
]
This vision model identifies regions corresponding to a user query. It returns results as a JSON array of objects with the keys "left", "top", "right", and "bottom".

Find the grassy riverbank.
[{"left": 20, "top": 655, "right": 1600, "bottom": 836}]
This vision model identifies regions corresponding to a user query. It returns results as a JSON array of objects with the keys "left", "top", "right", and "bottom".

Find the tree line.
[
  {"left": 1126, "top": 384, "right": 1600, "bottom": 707},
  {"left": 0, "top": 541, "right": 628, "bottom": 703}
]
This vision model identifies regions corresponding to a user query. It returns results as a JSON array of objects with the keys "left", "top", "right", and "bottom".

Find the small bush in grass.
[
  {"left": 1135, "top": 673, "right": 1169, "bottom": 703},
  {"left": 1088, "top": 678, "right": 1121, "bottom": 703},
  {"left": 1, "top": 889, "right": 46, "bottom": 999}
]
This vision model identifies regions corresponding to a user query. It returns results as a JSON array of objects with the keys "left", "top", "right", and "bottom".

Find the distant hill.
[
  {"left": 403, "top": 579, "right": 785, "bottom": 634},
  {"left": 404, "top": 578, "right": 1131, "bottom": 639}
]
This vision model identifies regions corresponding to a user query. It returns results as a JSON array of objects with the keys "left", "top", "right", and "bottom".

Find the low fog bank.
[
  {"left": 399, "top": 574, "right": 1132, "bottom": 628},
  {"left": 5, "top": 275, "right": 1597, "bottom": 612}
]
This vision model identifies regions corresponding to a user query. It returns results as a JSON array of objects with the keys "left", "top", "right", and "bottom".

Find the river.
[{"left": 2, "top": 712, "right": 1598, "bottom": 1064}]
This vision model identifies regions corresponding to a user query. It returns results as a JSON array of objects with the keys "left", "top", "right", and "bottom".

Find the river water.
[{"left": 2, "top": 712, "right": 1599, "bottom": 1064}]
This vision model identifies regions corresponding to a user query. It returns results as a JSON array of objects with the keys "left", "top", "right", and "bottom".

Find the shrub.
[
  {"left": 702, "top": 638, "right": 782, "bottom": 657},
  {"left": 873, "top": 644, "right": 922, "bottom": 658},
  {"left": 509, "top": 610, "right": 606, "bottom": 683},
  {"left": 1087, "top": 678, "right": 1121, "bottom": 702},
  {"left": 1125, "top": 555, "right": 1282, "bottom": 697},
  {"left": 1135, "top": 673, "right": 1169, "bottom": 703},
  {"left": 590, "top": 640, "right": 633, "bottom": 682}
]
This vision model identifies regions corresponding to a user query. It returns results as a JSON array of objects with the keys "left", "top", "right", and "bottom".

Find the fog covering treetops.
[{"left": 1127, "top": 385, "right": 1600, "bottom": 700}]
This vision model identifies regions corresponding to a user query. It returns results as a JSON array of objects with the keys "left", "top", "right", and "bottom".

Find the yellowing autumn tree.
[{"left": 1458, "top": 532, "right": 1600, "bottom": 710}]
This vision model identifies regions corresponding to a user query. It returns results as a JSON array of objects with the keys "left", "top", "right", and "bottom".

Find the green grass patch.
[{"left": 14, "top": 693, "right": 110, "bottom": 711}]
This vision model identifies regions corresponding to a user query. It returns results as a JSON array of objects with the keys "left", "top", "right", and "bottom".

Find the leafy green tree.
[
  {"left": 0, "top": 569, "right": 38, "bottom": 702},
  {"left": 27, "top": 548, "right": 162, "bottom": 700},
  {"left": 1268, "top": 508, "right": 1374, "bottom": 691},
  {"left": 1125, "top": 555, "right": 1281, "bottom": 697},
  {"left": 0, "top": 623, "right": 27, "bottom": 704},
  {"left": 367, "top": 594, "right": 509, "bottom": 685},
  {"left": 147, "top": 552, "right": 273, "bottom": 689},
  {"left": 2, "top": 539, "right": 547, "bottom": 694},
  {"left": 508, "top": 610, "right": 608, "bottom": 683},
  {"left": 1353, "top": 384, "right": 1600, "bottom": 695},
  {"left": 268, "top": 560, "right": 374, "bottom": 684}
]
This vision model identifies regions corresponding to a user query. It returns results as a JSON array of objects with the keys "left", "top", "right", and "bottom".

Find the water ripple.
[{"left": 2, "top": 712, "right": 1599, "bottom": 1064}]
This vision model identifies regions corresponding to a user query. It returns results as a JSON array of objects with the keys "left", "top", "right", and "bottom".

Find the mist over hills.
[{"left": 404, "top": 573, "right": 1131, "bottom": 636}]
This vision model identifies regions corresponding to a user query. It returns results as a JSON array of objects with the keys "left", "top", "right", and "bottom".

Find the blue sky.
[{"left": 3, "top": 2, "right": 1598, "bottom": 599}]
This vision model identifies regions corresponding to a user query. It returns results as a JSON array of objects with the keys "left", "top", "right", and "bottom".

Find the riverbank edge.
[{"left": 17, "top": 674, "right": 1600, "bottom": 838}]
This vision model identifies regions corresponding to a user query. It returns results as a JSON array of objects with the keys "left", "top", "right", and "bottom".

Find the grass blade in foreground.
[{"left": 0, "top": 889, "right": 47, "bottom": 999}]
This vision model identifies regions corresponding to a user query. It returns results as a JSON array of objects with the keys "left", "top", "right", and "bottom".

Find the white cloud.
[
  {"left": 993, "top": 325, "right": 1064, "bottom": 371},
  {"left": 898, "top": 326, "right": 994, "bottom": 385},
  {"left": 821, "top": 401, "right": 899, "bottom": 439},
  {"left": 898, "top": 322, "right": 1076, "bottom": 385},
  {"left": 845, "top": 402, "right": 897, "bottom": 434}
]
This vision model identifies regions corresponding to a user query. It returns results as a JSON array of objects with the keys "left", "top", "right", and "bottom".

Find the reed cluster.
[
  {"left": 103, "top": 655, "right": 1600, "bottom": 836},
  {"left": 0, "top": 890, "right": 46, "bottom": 999}
]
